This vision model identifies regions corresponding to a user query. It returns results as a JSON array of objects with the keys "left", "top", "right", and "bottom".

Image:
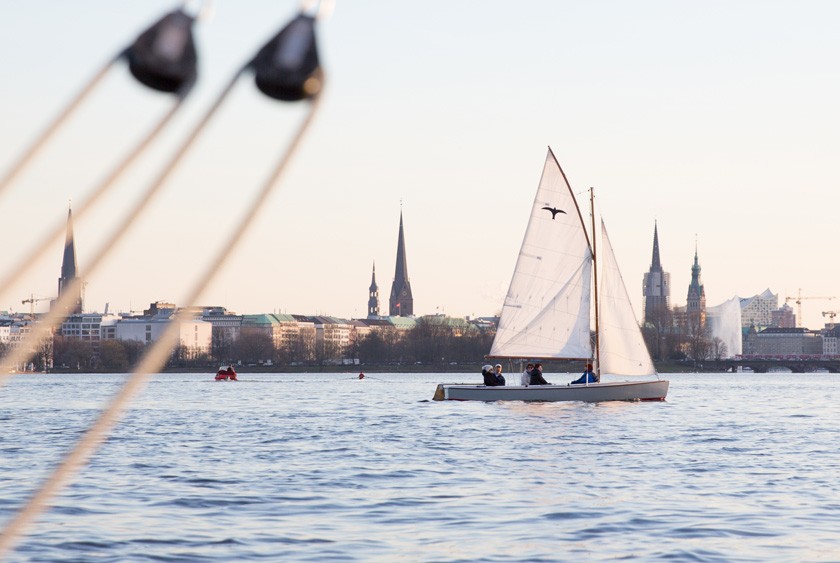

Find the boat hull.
[{"left": 434, "top": 380, "right": 669, "bottom": 402}]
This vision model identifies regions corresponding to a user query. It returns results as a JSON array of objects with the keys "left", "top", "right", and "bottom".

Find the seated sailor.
[
  {"left": 570, "top": 363, "right": 598, "bottom": 385},
  {"left": 520, "top": 363, "right": 534, "bottom": 386},
  {"left": 482, "top": 364, "right": 505, "bottom": 386},
  {"left": 529, "top": 363, "right": 550, "bottom": 385}
]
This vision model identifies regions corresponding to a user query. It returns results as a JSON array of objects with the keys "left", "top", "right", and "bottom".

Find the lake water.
[{"left": 1, "top": 372, "right": 839, "bottom": 561}]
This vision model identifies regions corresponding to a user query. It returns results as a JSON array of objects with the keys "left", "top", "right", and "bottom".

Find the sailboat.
[{"left": 434, "top": 148, "right": 669, "bottom": 402}]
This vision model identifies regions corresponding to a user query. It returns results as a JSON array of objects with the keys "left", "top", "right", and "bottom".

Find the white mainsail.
[
  {"left": 489, "top": 148, "right": 593, "bottom": 360},
  {"left": 598, "top": 220, "right": 656, "bottom": 376}
]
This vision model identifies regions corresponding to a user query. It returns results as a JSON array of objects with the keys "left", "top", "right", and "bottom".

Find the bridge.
[{"left": 695, "top": 358, "right": 840, "bottom": 374}]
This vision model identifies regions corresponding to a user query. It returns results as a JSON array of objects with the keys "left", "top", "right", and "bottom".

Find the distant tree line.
[
  {"left": 49, "top": 319, "right": 496, "bottom": 372},
  {"left": 641, "top": 311, "right": 728, "bottom": 363}
]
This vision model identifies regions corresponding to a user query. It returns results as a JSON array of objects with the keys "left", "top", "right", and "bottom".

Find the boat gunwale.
[{"left": 440, "top": 379, "right": 668, "bottom": 390}]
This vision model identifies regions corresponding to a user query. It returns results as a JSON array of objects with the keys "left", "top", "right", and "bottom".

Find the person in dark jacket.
[
  {"left": 529, "top": 363, "right": 550, "bottom": 385},
  {"left": 482, "top": 364, "right": 505, "bottom": 386},
  {"left": 571, "top": 363, "right": 598, "bottom": 384}
]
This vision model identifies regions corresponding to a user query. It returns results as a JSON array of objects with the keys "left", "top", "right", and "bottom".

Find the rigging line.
[
  {"left": 0, "top": 71, "right": 244, "bottom": 390},
  {"left": 0, "top": 93, "right": 323, "bottom": 558},
  {"left": 0, "top": 99, "right": 185, "bottom": 304},
  {"left": 0, "top": 57, "right": 117, "bottom": 201}
]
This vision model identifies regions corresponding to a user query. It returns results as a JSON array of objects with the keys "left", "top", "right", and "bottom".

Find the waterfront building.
[
  {"left": 389, "top": 211, "right": 414, "bottom": 317},
  {"left": 112, "top": 305, "right": 211, "bottom": 357},
  {"left": 56, "top": 206, "right": 83, "bottom": 314},
  {"left": 642, "top": 222, "right": 671, "bottom": 326},
  {"left": 306, "top": 316, "right": 353, "bottom": 363},
  {"left": 823, "top": 326, "right": 840, "bottom": 355},
  {"left": 4, "top": 318, "right": 41, "bottom": 371},
  {"left": 0, "top": 319, "right": 10, "bottom": 344},
  {"left": 241, "top": 313, "right": 315, "bottom": 361},
  {"left": 60, "top": 312, "right": 120, "bottom": 343},
  {"left": 739, "top": 289, "right": 778, "bottom": 329},
  {"left": 417, "top": 314, "right": 473, "bottom": 337},
  {"left": 202, "top": 306, "right": 244, "bottom": 353},
  {"left": 771, "top": 303, "right": 796, "bottom": 328},
  {"left": 368, "top": 261, "right": 380, "bottom": 318},
  {"left": 744, "top": 327, "right": 822, "bottom": 356}
]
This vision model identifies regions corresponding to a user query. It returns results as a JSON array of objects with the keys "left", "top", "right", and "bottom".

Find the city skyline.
[
  {"left": 18, "top": 201, "right": 828, "bottom": 334},
  {"left": 1, "top": 1, "right": 838, "bottom": 329}
]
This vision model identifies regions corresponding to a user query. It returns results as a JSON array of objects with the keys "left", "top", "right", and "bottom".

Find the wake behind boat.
[{"left": 434, "top": 148, "right": 668, "bottom": 402}]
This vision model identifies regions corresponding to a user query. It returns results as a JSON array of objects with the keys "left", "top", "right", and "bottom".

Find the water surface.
[{"left": 2, "top": 372, "right": 839, "bottom": 561}]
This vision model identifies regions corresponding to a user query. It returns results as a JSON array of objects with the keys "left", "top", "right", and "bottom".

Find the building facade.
[
  {"left": 740, "top": 289, "right": 778, "bottom": 328},
  {"left": 771, "top": 303, "right": 796, "bottom": 328},
  {"left": 744, "top": 327, "right": 823, "bottom": 356}
]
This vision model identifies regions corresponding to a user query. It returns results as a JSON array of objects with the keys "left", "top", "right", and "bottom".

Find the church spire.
[
  {"left": 58, "top": 205, "right": 83, "bottom": 314},
  {"left": 643, "top": 221, "right": 670, "bottom": 327},
  {"left": 367, "top": 261, "right": 380, "bottom": 318},
  {"left": 650, "top": 220, "right": 662, "bottom": 270},
  {"left": 389, "top": 209, "right": 413, "bottom": 316},
  {"left": 686, "top": 239, "right": 706, "bottom": 329}
]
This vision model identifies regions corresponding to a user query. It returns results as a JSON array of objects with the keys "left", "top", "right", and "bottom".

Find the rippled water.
[{"left": 2, "top": 372, "right": 839, "bottom": 561}]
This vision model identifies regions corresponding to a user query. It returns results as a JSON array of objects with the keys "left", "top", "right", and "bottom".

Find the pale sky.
[{"left": 1, "top": 1, "right": 838, "bottom": 329}]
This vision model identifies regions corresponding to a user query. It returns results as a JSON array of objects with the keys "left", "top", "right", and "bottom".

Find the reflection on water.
[{"left": 2, "top": 372, "right": 839, "bottom": 561}]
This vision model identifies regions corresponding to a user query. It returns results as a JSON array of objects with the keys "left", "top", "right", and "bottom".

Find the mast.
[{"left": 590, "top": 187, "right": 600, "bottom": 377}]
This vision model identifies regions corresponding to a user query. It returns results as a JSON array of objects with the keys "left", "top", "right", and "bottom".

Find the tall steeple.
[
  {"left": 685, "top": 241, "right": 706, "bottom": 329},
  {"left": 650, "top": 220, "right": 662, "bottom": 270},
  {"left": 367, "top": 261, "right": 380, "bottom": 318},
  {"left": 389, "top": 210, "right": 413, "bottom": 316},
  {"left": 643, "top": 221, "right": 670, "bottom": 325},
  {"left": 57, "top": 205, "right": 83, "bottom": 314}
]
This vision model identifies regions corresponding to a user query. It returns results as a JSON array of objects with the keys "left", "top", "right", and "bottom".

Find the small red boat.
[{"left": 215, "top": 365, "right": 238, "bottom": 381}]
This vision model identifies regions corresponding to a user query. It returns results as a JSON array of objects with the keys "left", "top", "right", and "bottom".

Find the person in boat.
[
  {"left": 482, "top": 364, "right": 505, "bottom": 386},
  {"left": 570, "top": 363, "right": 598, "bottom": 385},
  {"left": 493, "top": 364, "right": 504, "bottom": 383},
  {"left": 520, "top": 363, "right": 534, "bottom": 386},
  {"left": 529, "top": 363, "right": 551, "bottom": 385},
  {"left": 226, "top": 364, "right": 238, "bottom": 381}
]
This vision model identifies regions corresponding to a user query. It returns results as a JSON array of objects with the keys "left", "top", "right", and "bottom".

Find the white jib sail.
[
  {"left": 598, "top": 219, "right": 656, "bottom": 376},
  {"left": 489, "top": 148, "right": 593, "bottom": 360}
]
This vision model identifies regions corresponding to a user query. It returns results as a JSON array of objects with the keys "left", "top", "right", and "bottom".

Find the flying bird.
[{"left": 541, "top": 206, "right": 566, "bottom": 219}]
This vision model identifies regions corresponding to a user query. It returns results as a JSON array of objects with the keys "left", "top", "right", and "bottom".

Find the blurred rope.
[
  {"left": 0, "top": 87, "right": 323, "bottom": 560},
  {"left": 0, "top": 59, "right": 115, "bottom": 201},
  {"left": 0, "top": 71, "right": 242, "bottom": 391},
  {"left": 0, "top": 100, "right": 185, "bottom": 307}
]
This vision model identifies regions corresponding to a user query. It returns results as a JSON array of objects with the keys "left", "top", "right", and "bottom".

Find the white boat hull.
[{"left": 434, "top": 380, "right": 669, "bottom": 402}]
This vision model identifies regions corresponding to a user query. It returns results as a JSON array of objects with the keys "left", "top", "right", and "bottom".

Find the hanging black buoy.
[
  {"left": 125, "top": 10, "right": 198, "bottom": 95},
  {"left": 250, "top": 14, "right": 322, "bottom": 102}
]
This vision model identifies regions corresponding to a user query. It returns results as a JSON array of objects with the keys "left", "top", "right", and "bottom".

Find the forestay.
[{"left": 489, "top": 149, "right": 593, "bottom": 360}]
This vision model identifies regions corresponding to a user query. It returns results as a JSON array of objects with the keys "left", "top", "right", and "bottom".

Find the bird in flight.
[{"left": 541, "top": 206, "right": 566, "bottom": 219}]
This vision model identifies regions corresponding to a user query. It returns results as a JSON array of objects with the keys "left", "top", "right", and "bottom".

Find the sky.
[{"left": 1, "top": 1, "right": 838, "bottom": 329}]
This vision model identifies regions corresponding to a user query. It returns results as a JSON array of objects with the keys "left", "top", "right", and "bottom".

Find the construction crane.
[
  {"left": 784, "top": 289, "right": 837, "bottom": 327},
  {"left": 823, "top": 311, "right": 838, "bottom": 323},
  {"left": 21, "top": 294, "right": 50, "bottom": 316}
]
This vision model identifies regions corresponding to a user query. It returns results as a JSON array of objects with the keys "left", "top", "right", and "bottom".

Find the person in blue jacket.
[
  {"left": 482, "top": 364, "right": 505, "bottom": 386},
  {"left": 571, "top": 363, "right": 598, "bottom": 384}
]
